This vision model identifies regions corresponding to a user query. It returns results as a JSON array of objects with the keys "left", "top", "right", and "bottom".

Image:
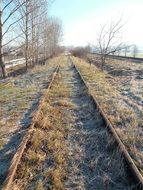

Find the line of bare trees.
[{"left": 0, "top": 0, "right": 62, "bottom": 78}]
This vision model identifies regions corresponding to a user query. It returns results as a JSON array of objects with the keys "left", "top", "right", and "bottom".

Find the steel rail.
[
  {"left": 91, "top": 53, "right": 143, "bottom": 62},
  {"left": 70, "top": 56, "right": 143, "bottom": 189},
  {"left": 2, "top": 64, "right": 60, "bottom": 190},
  {"left": 107, "top": 54, "right": 143, "bottom": 62}
]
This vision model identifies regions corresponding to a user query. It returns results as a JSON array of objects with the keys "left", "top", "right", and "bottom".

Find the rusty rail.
[
  {"left": 2, "top": 64, "right": 60, "bottom": 190},
  {"left": 70, "top": 56, "right": 143, "bottom": 189}
]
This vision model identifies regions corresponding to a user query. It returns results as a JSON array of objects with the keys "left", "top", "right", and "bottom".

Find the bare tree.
[
  {"left": 42, "top": 17, "right": 62, "bottom": 59},
  {"left": 123, "top": 44, "right": 131, "bottom": 57},
  {"left": 132, "top": 44, "right": 138, "bottom": 58},
  {"left": 0, "top": 0, "right": 25, "bottom": 77},
  {"left": 96, "top": 19, "right": 124, "bottom": 70},
  {"left": 0, "top": 0, "right": 62, "bottom": 77},
  {"left": 0, "top": 3, "right": 5, "bottom": 77},
  {"left": 16, "top": 0, "right": 50, "bottom": 68}
]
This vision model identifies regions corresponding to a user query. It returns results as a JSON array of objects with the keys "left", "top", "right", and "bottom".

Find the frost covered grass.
[
  {"left": 0, "top": 56, "right": 60, "bottom": 132},
  {"left": 73, "top": 56, "right": 143, "bottom": 175},
  {"left": 0, "top": 56, "right": 62, "bottom": 186}
]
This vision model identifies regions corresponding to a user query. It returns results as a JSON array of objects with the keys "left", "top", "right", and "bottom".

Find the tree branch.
[{"left": 3, "top": 1, "right": 25, "bottom": 26}]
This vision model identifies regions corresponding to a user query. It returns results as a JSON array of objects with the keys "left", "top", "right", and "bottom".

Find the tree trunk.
[
  {"left": 31, "top": 5, "right": 35, "bottom": 67},
  {"left": 101, "top": 55, "right": 106, "bottom": 70},
  {"left": 25, "top": 31, "right": 28, "bottom": 70},
  {"left": 25, "top": 0, "right": 29, "bottom": 70},
  {"left": 0, "top": 9, "right": 6, "bottom": 78}
]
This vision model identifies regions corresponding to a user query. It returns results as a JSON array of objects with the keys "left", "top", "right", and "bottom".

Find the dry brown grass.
[
  {"left": 54, "top": 99, "right": 75, "bottom": 108},
  {"left": 11, "top": 58, "right": 74, "bottom": 190}
]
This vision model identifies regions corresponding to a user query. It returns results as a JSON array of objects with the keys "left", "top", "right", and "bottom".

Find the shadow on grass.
[{"left": 0, "top": 91, "right": 43, "bottom": 186}]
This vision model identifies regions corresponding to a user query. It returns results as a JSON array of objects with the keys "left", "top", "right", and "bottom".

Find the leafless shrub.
[
  {"left": 94, "top": 19, "right": 124, "bottom": 70},
  {"left": 70, "top": 46, "right": 90, "bottom": 58}
]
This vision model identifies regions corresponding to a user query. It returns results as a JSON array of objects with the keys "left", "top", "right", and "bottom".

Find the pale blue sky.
[{"left": 50, "top": 0, "right": 143, "bottom": 47}]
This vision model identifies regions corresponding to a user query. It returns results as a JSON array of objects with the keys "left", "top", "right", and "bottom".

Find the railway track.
[
  {"left": 1, "top": 56, "right": 143, "bottom": 189},
  {"left": 91, "top": 53, "right": 143, "bottom": 63},
  {"left": 107, "top": 55, "right": 143, "bottom": 63}
]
